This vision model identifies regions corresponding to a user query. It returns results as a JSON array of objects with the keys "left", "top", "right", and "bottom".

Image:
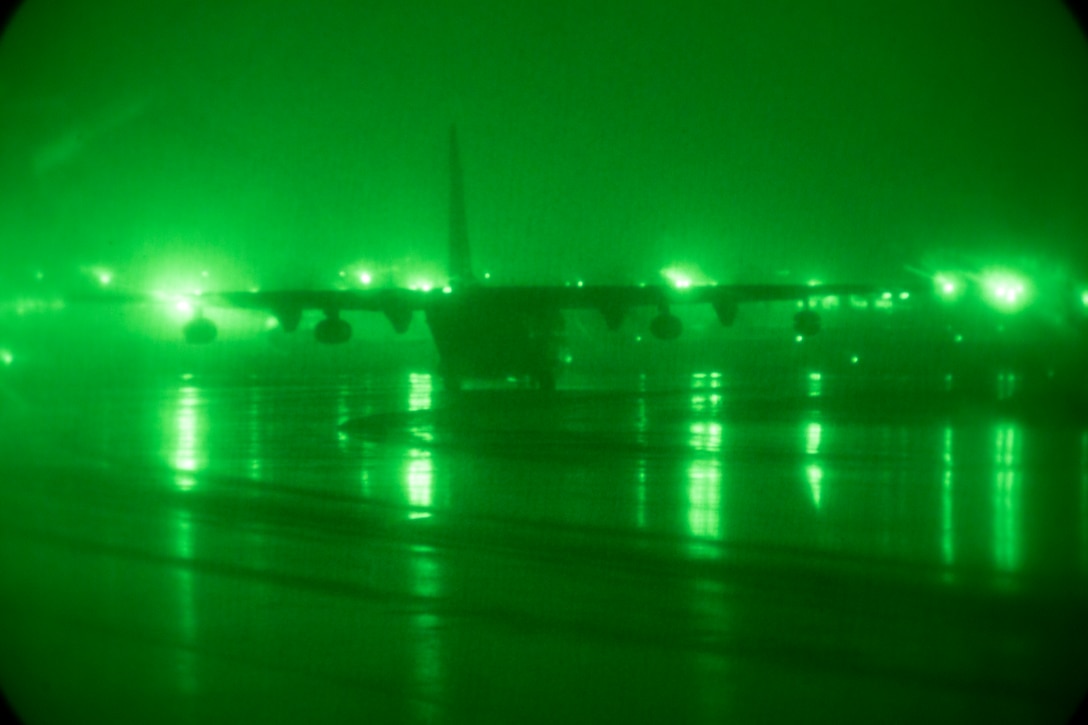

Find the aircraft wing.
[
  {"left": 164, "top": 280, "right": 922, "bottom": 339},
  {"left": 197, "top": 281, "right": 910, "bottom": 314}
]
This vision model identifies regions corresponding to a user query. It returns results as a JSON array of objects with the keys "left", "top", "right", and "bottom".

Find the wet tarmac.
[{"left": 0, "top": 365, "right": 1086, "bottom": 723}]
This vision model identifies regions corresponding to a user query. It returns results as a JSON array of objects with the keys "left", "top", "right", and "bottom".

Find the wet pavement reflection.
[{"left": 1, "top": 366, "right": 1086, "bottom": 723}]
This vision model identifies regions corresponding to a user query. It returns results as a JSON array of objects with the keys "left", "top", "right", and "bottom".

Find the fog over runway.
[{"left": 1, "top": 361, "right": 1086, "bottom": 724}]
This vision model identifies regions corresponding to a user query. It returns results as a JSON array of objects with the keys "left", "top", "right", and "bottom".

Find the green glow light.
[
  {"left": 993, "top": 424, "right": 1022, "bottom": 577},
  {"left": 171, "top": 385, "right": 204, "bottom": 491},
  {"left": 942, "top": 426, "right": 955, "bottom": 577},
  {"left": 0, "top": 349, "right": 13, "bottom": 366},
  {"left": 662, "top": 265, "right": 704, "bottom": 289},
  {"left": 982, "top": 269, "right": 1031, "bottom": 312},
  {"left": 360, "top": 272, "right": 372, "bottom": 285},
  {"left": 406, "top": 449, "right": 434, "bottom": 514},
  {"left": 934, "top": 273, "right": 964, "bottom": 300},
  {"left": 408, "top": 372, "right": 432, "bottom": 412},
  {"left": 806, "top": 464, "right": 823, "bottom": 509},
  {"left": 805, "top": 421, "right": 822, "bottom": 455},
  {"left": 805, "top": 421, "right": 822, "bottom": 509},
  {"left": 687, "top": 420, "right": 723, "bottom": 546}
]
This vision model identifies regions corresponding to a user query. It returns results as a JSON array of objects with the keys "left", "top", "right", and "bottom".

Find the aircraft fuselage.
[{"left": 423, "top": 288, "right": 566, "bottom": 389}]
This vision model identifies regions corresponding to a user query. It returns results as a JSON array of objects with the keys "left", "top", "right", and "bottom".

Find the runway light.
[
  {"left": 98, "top": 272, "right": 112, "bottom": 286},
  {"left": 982, "top": 270, "right": 1030, "bottom": 312},
  {"left": 175, "top": 300, "right": 193, "bottom": 314},
  {"left": 662, "top": 266, "right": 701, "bottom": 290},
  {"left": 898, "top": 291, "right": 910, "bottom": 300},
  {"left": 359, "top": 272, "right": 372, "bottom": 285},
  {"left": 442, "top": 285, "right": 452, "bottom": 294},
  {"left": 0, "top": 349, "right": 12, "bottom": 366},
  {"left": 881, "top": 291, "right": 893, "bottom": 300}
]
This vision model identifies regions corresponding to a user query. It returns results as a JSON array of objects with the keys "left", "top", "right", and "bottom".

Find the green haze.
[{"left": 1, "top": 1, "right": 1086, "bottom": 291}]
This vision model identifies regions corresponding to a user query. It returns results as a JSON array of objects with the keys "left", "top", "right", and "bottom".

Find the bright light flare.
[
  {"left": 662, "top": 266, "right": 703, "bottom": 290},
  {"left": 0, "top": 349, "right": 13, "bottom": 366},
  {"left": 982, "top": 270, "right": 1030, "bottom": 312},
  {"left": 359, "top": 272, "right": 372, "bottom": 285}
]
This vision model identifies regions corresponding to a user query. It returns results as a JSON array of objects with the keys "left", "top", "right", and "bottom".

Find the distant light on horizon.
[
  {"left": 982, "top": 269, "right": 1030, "bottom": 312},
  {"left": 662, "top": 266, "right": 703, "bottom": 290}
]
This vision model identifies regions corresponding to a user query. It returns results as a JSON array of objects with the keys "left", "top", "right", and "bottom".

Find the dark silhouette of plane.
[{"left": 177, "top": 126, "right": 915, "bottom": 390}]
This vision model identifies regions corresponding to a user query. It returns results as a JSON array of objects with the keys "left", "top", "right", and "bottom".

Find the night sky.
[{"left": 1, "top": 1, "right": 1087, "bottom": 294}]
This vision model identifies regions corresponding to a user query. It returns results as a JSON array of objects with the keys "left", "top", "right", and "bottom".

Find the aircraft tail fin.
[{"left": 448, "top": 125, "right": 474, "bottom": 287}]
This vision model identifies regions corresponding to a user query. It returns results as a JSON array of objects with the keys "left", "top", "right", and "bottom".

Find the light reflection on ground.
[{"left": 0, "top": 366, "right": 1086, "bottom": 724}]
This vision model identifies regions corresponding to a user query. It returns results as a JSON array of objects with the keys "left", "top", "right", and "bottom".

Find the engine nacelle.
[
  {"left": 383, "top": 305, "right": 413, "bottom": 334},
  {"left": 182, "top": 317, "right": 217, "bottom": 345},
  {"left": 275, "top": 307, "right": 302, "bottom": 333},
  {"left": 650, "top": 312, "right": 683, "bottom": 341},
  {"left": 712, "top": 299, "right": 738, "bottom": 327},
  {"left": 315, "top": 316, "right": 352, "bottom": 345},
  {"left": 793, "top": 309, "right": 821, "bottom": 337},
  {"left": 599, "top": 304, "right": 626, "bottom": 331}
]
